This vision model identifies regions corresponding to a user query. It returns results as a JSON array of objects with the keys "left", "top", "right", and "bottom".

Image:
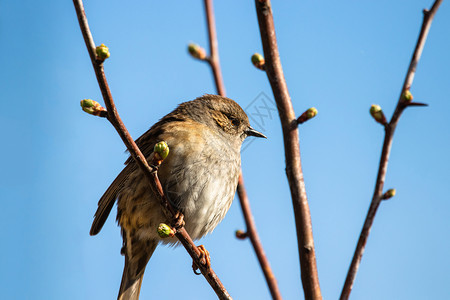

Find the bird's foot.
[{"left": 192, "top": 245, "right": 211, "bottom": 275}]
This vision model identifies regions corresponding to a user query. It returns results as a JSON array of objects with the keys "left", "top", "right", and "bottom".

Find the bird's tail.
[{"left": 118, "top": 231, "right": 157, "bottom": 300}]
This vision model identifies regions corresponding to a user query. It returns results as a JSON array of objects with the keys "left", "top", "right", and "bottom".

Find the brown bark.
[
  {"left": 254, "top": 1, "right": 322, "bottom": 299},
  {"left": 202, "top": 1, "right": 282, "bottom": 298}
]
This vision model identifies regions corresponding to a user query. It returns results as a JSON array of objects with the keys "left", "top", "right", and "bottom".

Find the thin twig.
[
  {"left": 237, "top": 176, "right": 283, "bottom": 300},
  {"left": 254, "top": 1, "right": 322, "bottom": 299},
  {"left": 204, "top": 0, "right": 225, "bottom": 96},
  {"left": 73, "top": 1, "right": 232, "bottom": 299},
  {"left": 202, "top": 1, "right": 282, "bottom": 298},
  {"left": 340, "top": 1, "right": 443, "bottom": 299}
]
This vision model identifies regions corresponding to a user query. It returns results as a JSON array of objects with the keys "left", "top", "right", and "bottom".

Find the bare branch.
[
  {"left": 204, "top": 0, "right": 225, "bottom": 96},
  {"left": 201, "top": 1, "right": 282, "bottom": 298},
  {"left": 340, "top": 1, "right": 444, "bottom": 299},
  {"left": 237, "top": 176, "right": 283, "bottom": 300},
  {"left": 73, "top": 1, "right": 232, "bottom": 299},
  {"left": 254, "top": 1, "right": 322, "bottom": 299}
]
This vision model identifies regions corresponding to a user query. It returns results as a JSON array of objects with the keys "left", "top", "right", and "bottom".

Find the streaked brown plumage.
[{"left": 89, "top": 94, "right": 265, "bottom": 299}]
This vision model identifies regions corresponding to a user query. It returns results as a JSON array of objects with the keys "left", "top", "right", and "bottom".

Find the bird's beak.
[{"left": 246, "top": 126, "right": 267, "bottom": 138}]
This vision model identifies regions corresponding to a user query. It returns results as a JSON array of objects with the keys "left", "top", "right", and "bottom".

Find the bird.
[{"left": 89, "top": 94, "right": 266, "bottom": 300}]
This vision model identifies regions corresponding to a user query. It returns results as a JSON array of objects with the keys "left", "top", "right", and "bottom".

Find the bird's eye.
[{"left": 230, "top": 118, "right": 240, "bottom": 127}]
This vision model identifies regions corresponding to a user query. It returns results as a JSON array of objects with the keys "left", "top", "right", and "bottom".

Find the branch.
[
  {"left": 254, "top": 1, "right": 322, "bottom": 299},
  {"left": 201, "top": 1, "right": 282, "bottom": 298},
  {"left": 236, "top": 176, "right": 283, "bottom": 300},
  {"left": 73, "top": 1, "right": 231, "bottom": 299},
  {"left": 340, "top": 1, "right": 443, "bottom": 299},
  {"left": 204, "top": 0, "right": 225, "bottom": 96}
]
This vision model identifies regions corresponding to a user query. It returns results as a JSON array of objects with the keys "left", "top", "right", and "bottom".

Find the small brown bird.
[{"left": 90, "top": 94, "right": 266, "bottom": 300}]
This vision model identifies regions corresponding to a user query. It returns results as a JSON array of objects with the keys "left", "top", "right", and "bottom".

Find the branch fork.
[{"left": 340, "top": 1, "right": 443, "bottom": 299}]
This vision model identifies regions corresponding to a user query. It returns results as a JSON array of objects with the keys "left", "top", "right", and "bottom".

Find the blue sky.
[{"left": 1, "top": 0, "right": 449, "bottom": 299}]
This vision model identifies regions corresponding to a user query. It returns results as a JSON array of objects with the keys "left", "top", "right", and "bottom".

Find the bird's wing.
[
  {"left": 90, "top": 125, "right": 159, "bottom": 236},
  {"left": 90, "top": 118, "right": 180, "bottom": 236},
  {"left": 90, "top": 164, "right": 135, "bottom": 236}
]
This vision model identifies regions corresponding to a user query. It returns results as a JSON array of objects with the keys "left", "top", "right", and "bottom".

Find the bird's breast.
[
  {"left": 158, "top": 125, "right": 241, "bottom": 240},
  {"left": 117, "top": 121, "right": 242, "bottom": 243}
]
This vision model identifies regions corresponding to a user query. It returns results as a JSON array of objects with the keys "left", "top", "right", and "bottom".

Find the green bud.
[
  {"left": 95, "top": 43, "right": 110, "bottom": 60},
  {"left": 157, "top": 223, "right": 175, "bottom": 238},
  {"left": 401, "top": 90, "right": 413, "bottom": 103},
  {"left": 297, "top": 107, "right": 318, "bottom": 124},
  {"left": 153, "top": 141, "right": 169, "bottom": 160},
  {"left": 80, "top": 99, "right": 95, "bottom": 110},
  {"left": 251, "top": 53, "right": 265, "bottom": 70},
  {"left": 370, "top": 104, "right": 381, "bottom": 114},
  {"left": 370, "top": 104, "right": 387, "bottom": 125},
  {"left": 382, "top": 189, "right": 396, "bottom": 200},
  {"left": 306, "top": 107, "right": 318, "bottom": 119},
  {"left": 80, "top": 99, "right": 106, "bottom": 116},
  {"left": 188, "top": 43, "right": 207, "bottom": 60}
]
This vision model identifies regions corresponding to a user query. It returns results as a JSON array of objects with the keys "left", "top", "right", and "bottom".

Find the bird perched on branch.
[{"left": 89, "top": 94, "right": 266, "bottom": 300}]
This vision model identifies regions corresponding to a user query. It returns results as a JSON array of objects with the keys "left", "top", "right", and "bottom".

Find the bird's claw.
[{"left": 192, "top": 245, "right": 211, "bottom": 275}]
